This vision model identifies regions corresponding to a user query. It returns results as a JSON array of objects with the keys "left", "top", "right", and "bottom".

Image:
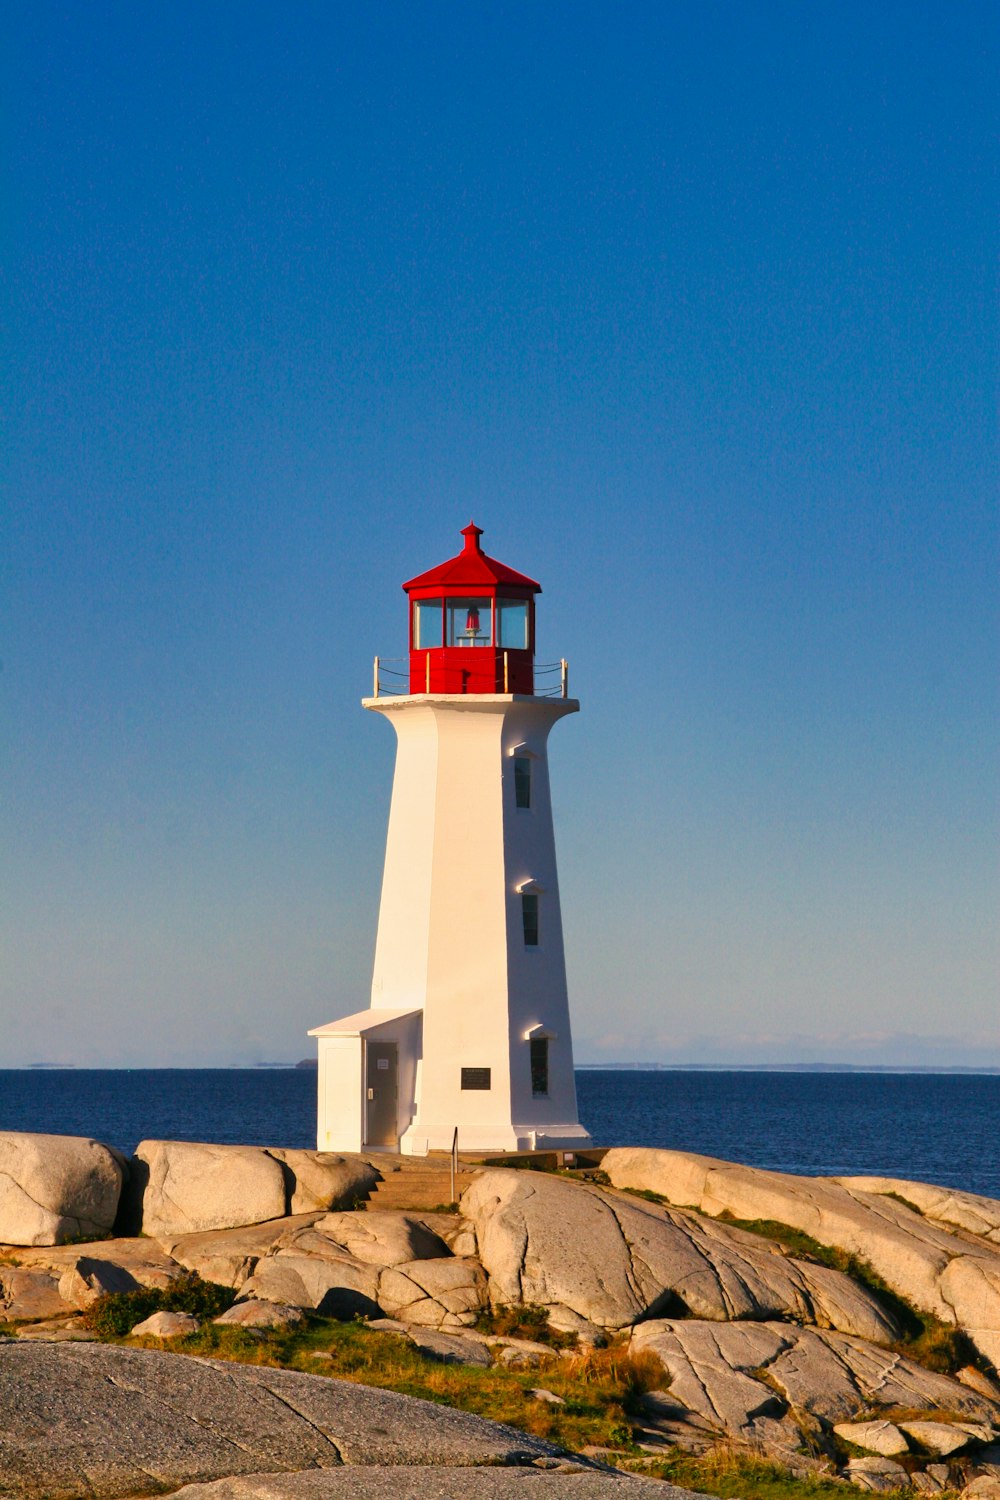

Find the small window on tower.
[
  {"left": 521, "top": 891, "right": 539, "bottom": 948},
  {"left": 513, "top": 756, "right": 532, "bottom": 809},
  {"left": 530, "top": 1038, "right": 549, "bottom": 1096}
]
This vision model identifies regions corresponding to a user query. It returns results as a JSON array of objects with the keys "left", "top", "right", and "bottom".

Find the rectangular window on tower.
[
  {"left": 513, "top": 756, "right": 532, "bottom": 809},
  {"left": 530, "top": 1038, "right": 549, "bottom": 1096},
  {"left": 412, "top": 599, "right": 443, "bottom": 649},
  {"left": 521, "top": 892, "right": 539, "bottom": 948}
]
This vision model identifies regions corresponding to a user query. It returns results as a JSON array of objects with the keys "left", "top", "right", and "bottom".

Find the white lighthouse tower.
[{"left": 310, "top": 523, "right": 591, "bottom": 1155}]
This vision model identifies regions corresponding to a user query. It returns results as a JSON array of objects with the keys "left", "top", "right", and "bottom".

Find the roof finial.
[{"left": 461, "top": 521, "right": 484, "bottom": 553}]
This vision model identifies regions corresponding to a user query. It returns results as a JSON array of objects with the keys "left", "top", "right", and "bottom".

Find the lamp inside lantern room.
[{"left": 465, "top": 606, "right": 481, "bottom": 639}]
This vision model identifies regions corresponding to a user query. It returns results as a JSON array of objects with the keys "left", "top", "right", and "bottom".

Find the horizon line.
[{"left": 4, "top": 1062, "right": 1000, "bottom": 1076}]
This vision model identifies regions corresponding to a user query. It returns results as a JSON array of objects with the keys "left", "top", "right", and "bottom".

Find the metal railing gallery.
[{"left": 371, "top": 654, "right": 569, "bottom": 699}]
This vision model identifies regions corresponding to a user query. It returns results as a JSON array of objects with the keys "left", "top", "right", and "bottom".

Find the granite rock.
[
  {"left": 240, "top": 1249, "right": 382, "bottom": 1319},
  {"left": 0, "top": 1131, "right": 124, "bottom": 1246},
  {"left": 265, "top": 1150, "right": 380, "bottom": 1214},
  {"left": 629, "top": 1319, "right": 1000, "bottom": 1440},
  {"left": 546, "top": 1305, "right": 606, "bottom": 1346},
  {"left": 0, "top": 1341, "right": 571, "bottom": 1496},
  {"left": 406, "top": 1328, "right": 493, "bottom": 1366},
  {"left": 1, "top": 1235, "right": 181, "bottom": 1320},
  {"left": 835, "top": 1177, "right": 1000, "bottom": 1247},
  {"left": 378, "top": 1255, "right": 487, "bottom": 1328},
  {"left": 158, "top": 1214, "right": 322, "bottom": 1288},
  {"left": 963, "top": 1481, "right": 1000, "bottom": 1500},
  {"left": 156, "top": 1470, "right": 684, "bottom": 1499},
  {"left": 898, "top": 1421, "right": 984, "bottom": 1457},
  {"left": 12, "top": 1314, "right": 91, "bottom": 1341},
  {"left": 0, "top": 1265, "right": 69, "bottom": 1320},
  {"left": 292, "top": 1210, "right": 451, "bottom": 1268},
  {"left": 14, "top": 1234, "right": 179, "bottom": 1287},
  {"left": 462, "top": 1168, "right": 901, "bottom": 1338},
  {"left": 834, "top": 1421, "right": 910, "bottom": 1457},
  {"left": 131, "top": 1309, "right": 201, "bottom": 1338},
  {"left": 845, "top": 1455, "right": 911, "bottom": 1492},
  {"left": 129, "top": 1140, "right": 289, "bottom": 1237},
  {"left": 603, "top": 1147, "right": 1000, "bottom": 1367},
  {"left": 912, "top": 1474, "right": 948, "bottom": 1495},
  {"left": 215, "top": 1300, "right": 306, "bottom": 1329}
]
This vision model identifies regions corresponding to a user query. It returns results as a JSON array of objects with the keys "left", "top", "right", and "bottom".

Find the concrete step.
[{"left": 363, "top": 1161, "right": 478, "bottom": 1212}]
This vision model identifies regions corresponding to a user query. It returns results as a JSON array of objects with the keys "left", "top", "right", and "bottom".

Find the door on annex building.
[{"left": 365, "top": 1042, "right": 398, "bottom": 1147}]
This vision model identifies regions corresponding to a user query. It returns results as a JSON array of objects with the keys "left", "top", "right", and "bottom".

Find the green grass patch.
[
  {"left": 713, "top": 1216, "right": 976, "bottom": 1375},
  {"left": 476, "top": 1155, "right": 557, "bottom": 1174},
  {"left": 618, "top": 1184, "right": 705, "bottom": 1215},
  {"left": 881, "top": 1192, "right": 923, "bottom": 1216},
  {"left": 619, "top": 1445, "right": 919, "bottom": 1500},
  {"left": 715, "top": 1217, "right": 840, "bottom": 1264},
  {"left": 619, "top": 1186, "right": 668, "bottom": 1206},
  {"left": 82, "top": 1272, "right": 236, "bottom": 1338}
]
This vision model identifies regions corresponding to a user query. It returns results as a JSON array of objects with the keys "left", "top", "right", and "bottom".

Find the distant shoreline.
[
  {"left": 6, "top": 1062, "right": 1000, "bottom": 1075},
  {"left": 576, "top": 1063, "right": 1000, "bottom": 1074}
]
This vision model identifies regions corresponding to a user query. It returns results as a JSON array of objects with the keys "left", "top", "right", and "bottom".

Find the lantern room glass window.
[
  {"left": 497, "top": 599, "right": 529, "bottom": 650},
  {"left": 447, "top": 598, "right": 493, "bottom": 647},
  {"left": 412, "top": 599, "right": 443, "bottom": 649}
]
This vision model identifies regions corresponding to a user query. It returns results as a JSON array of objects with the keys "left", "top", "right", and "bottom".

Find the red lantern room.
[{"left": 403, "top": 523, "right": 540, "bottom": 694}]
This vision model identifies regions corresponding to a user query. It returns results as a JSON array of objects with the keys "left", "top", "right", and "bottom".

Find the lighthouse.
[{"left": 310, "top": 524, "right": 591, "bottom": 1155}]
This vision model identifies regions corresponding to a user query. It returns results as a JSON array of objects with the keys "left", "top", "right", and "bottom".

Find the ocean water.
[
  {"left": 578, "top": 1069, "right": 1000, "bottom": 1197},
  {"left": 0, "top": 1067, "right": 997, "bottom": 1198}
]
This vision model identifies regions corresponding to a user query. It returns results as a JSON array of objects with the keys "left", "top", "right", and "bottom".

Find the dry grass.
[{"left": 122, "top": 1315, "right": 665, "bottom": 1452}]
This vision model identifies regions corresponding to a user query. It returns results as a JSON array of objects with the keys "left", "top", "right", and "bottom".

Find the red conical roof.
[{"left": 403, "top": 523, "right": 541, "bottom": 593}]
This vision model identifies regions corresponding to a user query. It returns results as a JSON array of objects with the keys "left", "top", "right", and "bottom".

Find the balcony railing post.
[
  {"left": 503, "top": 651, "right": 509, "bottom": 693},
  {"left": 373, "top": 656, "right": 380, "bottom": 698},
  {"left": 561, "top": 658, "right": 568, "bottom": 698},
  {"left": 425, "top": 651, "right": 431, "bottom": 693}
]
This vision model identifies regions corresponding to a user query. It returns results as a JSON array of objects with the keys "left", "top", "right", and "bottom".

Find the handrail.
[
  {"left": 450, "top": 1126, "right": 458, "bottom": 1204},
  {"left": 370, "top": 655, "right": 411, "bottom": 697},
  {"left": 531, "top": 659, "right": 568, "bottom": 697}
]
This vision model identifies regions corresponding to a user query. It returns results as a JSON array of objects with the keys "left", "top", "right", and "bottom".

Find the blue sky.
[{"left": 3, "top": 2, "right": 997, "bottom": 1067}]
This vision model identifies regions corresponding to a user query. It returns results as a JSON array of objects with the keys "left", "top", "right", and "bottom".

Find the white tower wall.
[{"left": 366, "top": 693, "right": 589, "bottom": 1153}]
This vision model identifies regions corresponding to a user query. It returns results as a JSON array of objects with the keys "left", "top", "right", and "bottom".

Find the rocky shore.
[{"left": 3, "top": 1134, "right": 1000, "bottom": 1499}]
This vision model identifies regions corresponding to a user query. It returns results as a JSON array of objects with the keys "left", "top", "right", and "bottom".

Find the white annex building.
[{"left": 309, "top": 523, "right": 591, "bottom": 1155}]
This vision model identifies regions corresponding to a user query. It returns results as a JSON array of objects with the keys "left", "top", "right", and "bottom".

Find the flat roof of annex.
[{"left": 403, "top": 523, "right": 541, "bottom": 597}]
